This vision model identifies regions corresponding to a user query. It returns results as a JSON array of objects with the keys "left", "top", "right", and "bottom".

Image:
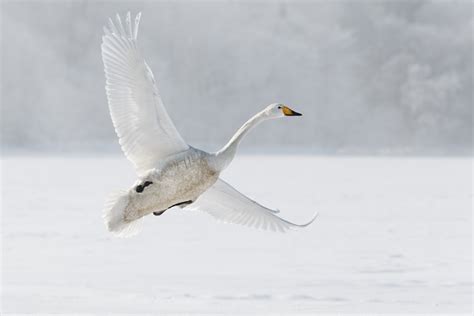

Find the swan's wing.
[
  {"left": 187, "top": 179, "right": 318, "bottom": 232},
  {"left": 101, "top": 12, "right": 189, "bottom": 175}
]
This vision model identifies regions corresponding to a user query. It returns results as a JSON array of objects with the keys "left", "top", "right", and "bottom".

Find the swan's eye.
[{"left": 277, "top": 106, "right": 282, "bottom": 109}]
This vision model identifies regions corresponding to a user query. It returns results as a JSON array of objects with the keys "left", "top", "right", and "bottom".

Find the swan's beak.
[{"left": 282, "top": 105, "right": 302, "bottom": 117}]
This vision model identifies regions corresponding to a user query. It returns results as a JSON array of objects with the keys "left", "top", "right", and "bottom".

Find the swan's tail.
[{"left": 103, "top": 190, "right": 143, "bottom": 238}]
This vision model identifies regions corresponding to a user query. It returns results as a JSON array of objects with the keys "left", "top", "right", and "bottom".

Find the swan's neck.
[{"left": 212, "top": 111, "right": 267, "bottom": 171}]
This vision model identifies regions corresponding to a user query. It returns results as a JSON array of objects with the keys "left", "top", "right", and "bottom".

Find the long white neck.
[{"left": 211, "top": 111, "right": 268, "bottom": 171}]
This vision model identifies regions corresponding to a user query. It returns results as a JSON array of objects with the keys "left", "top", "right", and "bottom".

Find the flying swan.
[{"left": 101, "top": 12, "right": 318, "bottom": 237}]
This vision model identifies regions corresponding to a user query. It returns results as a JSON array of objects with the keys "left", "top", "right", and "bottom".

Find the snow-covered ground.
[{"left": 1, "top": 155, "right": 472, "bottom": 314}]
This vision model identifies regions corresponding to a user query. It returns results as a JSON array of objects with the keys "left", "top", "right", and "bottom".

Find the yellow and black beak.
[{"left": 282, "top": 105, "right": 302, "bottom": 117}]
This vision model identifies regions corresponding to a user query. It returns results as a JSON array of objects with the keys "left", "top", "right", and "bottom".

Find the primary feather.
[
  {"left": 101, "top": 12, "right": 188, "bottom": 176},
  {"left": 187, "top": 179, "right": 318, "bottom": 232}
]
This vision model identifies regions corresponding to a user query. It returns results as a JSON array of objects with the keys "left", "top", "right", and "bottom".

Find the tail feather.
[{"left": 103, "top": 190, "right": 143, "bottom": 238}]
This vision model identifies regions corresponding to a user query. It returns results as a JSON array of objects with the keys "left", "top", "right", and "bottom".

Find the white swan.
[{"left": 101, "top": 12, "right": 318, "bottom": 237}]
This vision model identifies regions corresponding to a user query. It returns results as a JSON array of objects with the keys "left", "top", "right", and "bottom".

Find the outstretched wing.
[
  {"left": 101, "top": 12, "right": 189, "bottom": 175},
  {"left": 187, "top": 179, "right": 318, "bottom": 232}
]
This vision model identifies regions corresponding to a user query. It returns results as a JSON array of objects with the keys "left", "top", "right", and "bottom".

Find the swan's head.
[{"left": 264, "top": 103, "right": 302, "bottom": 119}]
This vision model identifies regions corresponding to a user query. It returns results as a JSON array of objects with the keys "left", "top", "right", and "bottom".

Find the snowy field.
[{"left": 1, "top": 154, "right": 472, "bottom": 314}]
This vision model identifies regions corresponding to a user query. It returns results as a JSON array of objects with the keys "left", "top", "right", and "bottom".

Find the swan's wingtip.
[
  {"left": 291, "top": 211, "right": 319, "bottom": 230},
  {"left": 305, "top": 211, "right": 319, "bottom": 226},
  {"left": 284, "top": 211, "right": 319, "bottom": 232}
]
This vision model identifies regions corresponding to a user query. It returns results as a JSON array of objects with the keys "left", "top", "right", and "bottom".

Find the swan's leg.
[
  {"left": 153, "top": 200, "right": 193, "bottom": 216},
  {"left": 176, "top": 200, "right": 193, "bottom": 208}
]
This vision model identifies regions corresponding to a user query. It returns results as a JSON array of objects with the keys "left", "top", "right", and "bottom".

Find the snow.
[{"left": 1, "top": 155, "right": 472, "bottom": 314}]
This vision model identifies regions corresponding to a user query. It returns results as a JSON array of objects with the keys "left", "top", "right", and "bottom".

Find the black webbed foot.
[
  {"left": 172, "top": 200, "right": 193, "bottom": 208},
  {"left": 153, "top": 200, "right": 193, "bottom": 217},
  {"left": 143, "top": 181, "right": 153, "bottom": 187},
  {"left": 136, "top": 181, "right": 153, "bottom": 193}
]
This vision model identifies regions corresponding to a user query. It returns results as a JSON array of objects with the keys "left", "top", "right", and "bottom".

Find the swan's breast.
[{"left": 158, "top": 149, "right": 218, "bottom": 200}]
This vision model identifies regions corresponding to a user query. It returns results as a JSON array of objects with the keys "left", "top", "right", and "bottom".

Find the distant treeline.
[{"left": 1, "top": 1, "right": 472, "bottom": 155}]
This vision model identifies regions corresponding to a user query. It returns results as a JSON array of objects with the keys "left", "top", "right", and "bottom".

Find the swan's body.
[
  {"left": 101, "top": 12, "right": 317, "bottom": 237},
  {"left": 124, "top": 148, "right": 217, "bottom": 222}
]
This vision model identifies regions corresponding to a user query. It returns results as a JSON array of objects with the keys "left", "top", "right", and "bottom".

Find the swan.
[{"left": 101, "top": 12, "right": 318, "bottom": 237}]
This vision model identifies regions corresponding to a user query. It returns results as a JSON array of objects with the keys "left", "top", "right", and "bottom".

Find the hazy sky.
[{"left": 1, "top": 0, "right": 472, "bottom": 154}]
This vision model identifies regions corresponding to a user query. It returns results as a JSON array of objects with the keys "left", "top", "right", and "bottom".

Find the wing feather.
[
  {"left": 187, "top": 179, "right": 318, "bottom": 232},
  {"left": 101, "top": 12, "right": 188, "bottom": 175}
]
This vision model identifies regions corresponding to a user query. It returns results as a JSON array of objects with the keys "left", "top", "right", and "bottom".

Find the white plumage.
[
  {"left": 188, "top": 179, "right": 318, "bottom": 232},
  {"left": 101, "top": 12, "right": 317, "bottom": 237},
  {"left": 102, "top": 12, "right": 188, "bottom": 176}
]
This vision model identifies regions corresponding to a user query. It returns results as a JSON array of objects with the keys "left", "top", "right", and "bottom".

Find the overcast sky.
[{"left": 1, "top": 0, "right": 472, "bottom": 154}]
